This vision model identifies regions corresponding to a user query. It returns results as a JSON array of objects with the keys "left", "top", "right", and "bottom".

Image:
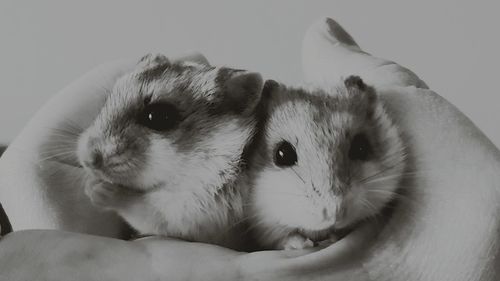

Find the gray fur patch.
[{"left": 137, "top": 62, "right": 175, "bottom": 83}]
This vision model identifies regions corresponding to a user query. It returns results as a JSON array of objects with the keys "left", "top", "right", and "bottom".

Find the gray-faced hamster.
[
  {"left": 77, "top": 54, "right": 264, "bottom": 250},
  {"left": 247, "top": 76, "right": 407, "bottom": 250}
]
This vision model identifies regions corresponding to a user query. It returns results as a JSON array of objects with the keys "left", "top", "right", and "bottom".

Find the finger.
[
  {"left": 288, "top": 219, "right": 380, "bottom": 267},
  {"left": 302, "top": 17, "right": 427, "bottom": 89},
  {"left": 259, "top": 247, "right": 320, "bottom": 259},
  {"left": 235, "top": 221, "right": 379, "bottom": 281}
]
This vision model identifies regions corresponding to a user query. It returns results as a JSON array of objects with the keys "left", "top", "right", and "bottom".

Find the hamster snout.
[
  {"left": 79, "top": 135, "right": 140, "bottom": 175},
  {"left": 77, "top": 121, "right": 150, "bottom": 185}
]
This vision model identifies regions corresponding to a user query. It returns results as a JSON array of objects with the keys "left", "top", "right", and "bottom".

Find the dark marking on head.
[
  {"left": 249, "top": 78, "right": 383, "bottom": 177},
  {"left": 216, "top": 67, "right": 242, "bottom": 85},
  {"left": 215, "top": 68, "right": 263, "bottom": 115},
  {"left": 344, "top": 76, "right": 377, "bottom": 119},
  {"left": 138, "top": 53, "right": 169, "bottom": 67},
  {"left": 344, "top": 75, "right": 366, "bottom": 91},
  {"left": 137, "top": 62, "right": 171, "bottom": 83},
  {"left": 216, "top": 67, "right": 245, "bottom": 82},
  {"left": 262, "top": 79, "right": 280, "bottom": 99}
]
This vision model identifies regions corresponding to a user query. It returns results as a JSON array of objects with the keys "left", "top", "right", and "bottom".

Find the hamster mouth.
[
  {"left": 296, "top": 225, "right": 352, "bottom": 244},
  {"left": 88, "top": 165, "right": 136, "bottom": 183}
]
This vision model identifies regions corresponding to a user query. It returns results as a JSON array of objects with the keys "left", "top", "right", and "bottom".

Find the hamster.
[
  {"left": 247, "top": 76, "right": 407, "bottom": 250},
  {"left": 77, "top": 54, "right": 264, "bottom": 250}
]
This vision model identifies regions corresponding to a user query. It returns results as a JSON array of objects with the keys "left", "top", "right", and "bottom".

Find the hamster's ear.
[
  {"left": 262, "top": 79, "right": 280, "bottom": 99},
  {"left": 172, "top": 52, "right": 210, "bottom": 66},
  {"left": 221, "top": 71, "right": 264, "bottom": 114},
  {"left": 137, "top": 53, "right": 170, "bottom": 69},
  {"left": 344, "top": 75, "right": 376, "bottom": 101},
  {"left": 344, "top": 75, "right": 377, "bottom": 118},
  {"left": 344, "top": 75, "right": 367, "bottom": 91}
]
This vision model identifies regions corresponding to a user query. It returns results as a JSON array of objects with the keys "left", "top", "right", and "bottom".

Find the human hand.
[{"left": 0, "top": 229, "right": 242, "bottom": 281}]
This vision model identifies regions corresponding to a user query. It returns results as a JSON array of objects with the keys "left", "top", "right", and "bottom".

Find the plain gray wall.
[{"left": 1, "top": 0, "right": 499, "bottom": 146}]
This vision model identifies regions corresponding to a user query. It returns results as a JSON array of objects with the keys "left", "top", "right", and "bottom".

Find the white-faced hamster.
[
  {"left": 247, "top": 76, "right": 407, "bottom": 250},
  {"left": 77, "top": 54, "right": 264, "bottom": 250}
]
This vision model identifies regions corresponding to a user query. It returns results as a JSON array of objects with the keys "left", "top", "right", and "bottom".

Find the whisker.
[
  {"left": 240, "top": 217, "right": 273, "bottom": 236},
  {"left": 359, "top": 197, "right": 378, "bottom": 214},
  {"left": 357, "top": 197, "right": 383, "bottom": 226},
  {"left": 358, "top": 158, "right": 408, "bottom": 184},
  {"left": 51, "top": 124, "right": 82, "bottom": 134},
  {"left": 38, "top": 145, "right": 76, "bottom": 153},
  {"left": 99, "top": 85, "right": 113, "bottom": 96},
  {"left": 253, "top": 190, "right": 307, "bottom": 198},
  {"left": 227, "top": 213, "right": 261, "bottom": 230},
  {"left": 291, "top": 167, "right": 306, "bottom": 184},
  {"left": 366, "top": 188, "right": 418, "bottom": 206},
  {"left": 38, "top": 150, "right": 76, "bottom": 161},
  {"left": 362, "top": 171, "right": 425, "bottom": 186},
  {"left": 38, "top": 155, "right": 80, "bottom": 167},
  {"left": 46, "top": 131, "right": 80, "bottom": 139}
]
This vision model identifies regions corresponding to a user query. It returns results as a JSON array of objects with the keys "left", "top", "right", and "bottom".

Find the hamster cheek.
[
  {"left": 360, "top": 161, "right": 400, "bottom": 207},
  {"left": 341, "top": 162, "right": 399, "bottom": 227},
  {"left": 210, "top": 121, "right": 252, "bottom": 154},
  {"left": 339, "top": 191, "right": 372, "bottom": 228},
  {"left": 252, "top": 169, "right": 315, "bottom": 229},
  {"left": 192, "top": 122, "right": 251, "bottom": 183},
  {"left": 139, "top": 138, "right": 182, "bottom": 190}
]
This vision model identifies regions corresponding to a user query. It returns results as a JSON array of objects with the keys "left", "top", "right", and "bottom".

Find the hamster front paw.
[
  {"left": 85, "top": 180, "right": 134, "bottom": 210},
  {"left": 280, "top": 234, "right": 314, "bottom": 250}
]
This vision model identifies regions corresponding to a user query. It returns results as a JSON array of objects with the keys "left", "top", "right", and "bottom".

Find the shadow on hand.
[{"left": 0, "top": 144, "right": 13, "bottom": 235}]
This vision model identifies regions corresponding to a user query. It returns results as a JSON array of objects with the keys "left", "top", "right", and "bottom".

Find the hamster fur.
[
  {"left": 247, "top": 76, "right": 407, "bottom": 250},
  {"left": 77, "top": 54, "right": 264, "bottom": 250}
]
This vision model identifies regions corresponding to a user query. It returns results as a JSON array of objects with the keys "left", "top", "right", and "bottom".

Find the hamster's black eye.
[
  {"left": 274, "top": 141, "right": 297, "bottom": 167},
  {"left": 140, "top": 102, "right": 181, "bottom": 131},
  {"left": 349, "top": 133, "right": 373, "bottom": 161}
]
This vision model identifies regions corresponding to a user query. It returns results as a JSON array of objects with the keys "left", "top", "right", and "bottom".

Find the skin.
[
  {"left": 0, "top": 230, "right": 242, "bottom": 281},
  {"left": 0, "top": 19, "right": 499, "bottom": 281}
]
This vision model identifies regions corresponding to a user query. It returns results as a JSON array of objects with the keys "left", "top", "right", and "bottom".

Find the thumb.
[{"left": 302, "top": 17, "right": 428, "bottom": 89}]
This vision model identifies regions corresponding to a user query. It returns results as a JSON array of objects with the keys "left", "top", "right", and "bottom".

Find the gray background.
[{"left": 1, "top": 0, "right": 499, "bottom": 146}]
